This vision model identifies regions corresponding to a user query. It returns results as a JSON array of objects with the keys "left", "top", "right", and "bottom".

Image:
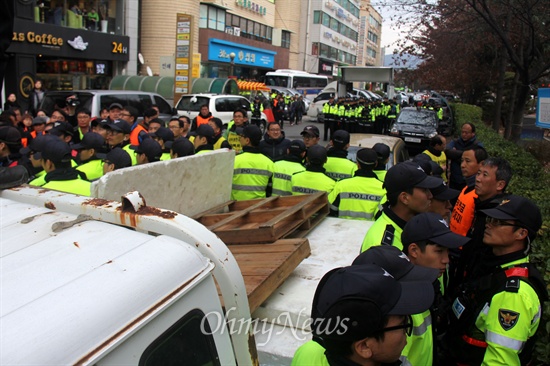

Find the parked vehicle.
[
  {"left": 390, "top": 106, "right": 440, "bottom": 151},
  {"left": 175, "top": 93, "right": 269, "bottom": 132},
  {"left": 38, "top": 90, "right": 174, "bottom": 120},
  {"left": 347, "top": 133, "right": 410, "bottom": 169}
]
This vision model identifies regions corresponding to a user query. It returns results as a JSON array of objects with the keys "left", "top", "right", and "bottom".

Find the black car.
[{"left": 389, "top": 107, "right": 440, "bottom": 150}]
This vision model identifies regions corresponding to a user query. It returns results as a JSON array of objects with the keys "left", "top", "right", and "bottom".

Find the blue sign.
[
  {"left": 536, "top": 88, "right": 550, "bottom": 128},
  {"left": 208, "top": 39, "right": 276, "bottom": 69}
]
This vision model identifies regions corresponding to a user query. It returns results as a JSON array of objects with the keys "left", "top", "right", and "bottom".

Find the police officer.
[
  {"left": 271, "top": 140, "right": 306, "bottom": 196},
  {"left": 372, "top": 142, "right": 390, "bottom": 182},
  {"left": 328, "top": 148, "right": 385, "bottom": 220},
  {"left": 360, "top": 161, "right": 441, "bottom": 252},
  {"left": 34, "top": 139, "right": 91, "bottom": 196},
  {"left": 400, "top": 213, "right": 470, "bottom": 366},
  {"left": 324, "top": 130, "right": 357, "bottom": 181},
  {"left": 443, "top": 195, "right": 547, "bottom": 365},
  {"left": 292, "top": 245, "right": 439, "bottom": 366},
  {"left": 231, "top": 125, "right": 274, "bottom": 200},
  {"left": 73, "top": 132, "right": 105, "bottom": 181},
  {"left": 291, "top": 145, "right": 335, "bottom": 195}
]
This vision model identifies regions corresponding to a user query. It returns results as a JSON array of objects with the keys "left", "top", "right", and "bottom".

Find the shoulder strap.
[{"left": 381, "top": 225, "right": 395, "bottom": 246}]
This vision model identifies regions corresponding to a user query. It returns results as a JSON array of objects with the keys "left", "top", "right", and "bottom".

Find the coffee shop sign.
[{"left": 235, "top": 0, "right": 267, "bottom": 15}]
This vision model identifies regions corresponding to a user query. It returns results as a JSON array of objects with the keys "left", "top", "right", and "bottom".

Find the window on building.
[
  {"left": 266, "top": 27, "right": 272, "bottom": 40},
  {"left": 200, "top": 4, "right": 225, "bottom": 31},
  {"left": 320, "top": 43, "right": 329, "bottom": 58},
  {"left": 368, "top": 31, "right": 378, "bottom": 44},
  {"left": 322, "top": 13, "right": 330, "bottom": 27},
  {"left": 312, "top": 43, "right": 319, "bottom": 56},
  {"left": 282, "top": 31, "right": 291, "bottom": 49},
  {"left": 199, "top": 4, "right": 208, "bottom": 28},
  {"left": 330, "top": 17, "right": 339, "bottom": 31},
  {"left": 313, "top": 10, "right": 321, "bottom": 24}
]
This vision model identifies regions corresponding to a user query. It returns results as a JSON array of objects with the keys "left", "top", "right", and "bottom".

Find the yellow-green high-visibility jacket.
[
  {"left": 291, "top": 340, "right": 330, "bottom": 366},
  {"left": 43, "top": 177, "right": 91, "bottom": 196},
  {"left": 437, "top": 108, "right": 443, "bottom": 120},
  {"left": 422, "top": 149, "right": 447, "bottom": 182},
  {"left": 291, "top": 169, "right": 335, "bottom": 195},
  {"left": 374, "top": 169, "right": 387, "bottom": 182},
  {"left": 231, "top": 149, "right": 274, "bottom": 200},
  {"left": 337, "top": 105, "right": 345, "bottom": 117},
  {"left": 329, "top": 104, "right": 339, "bottom": 115},
  {"left": 448, "top": 257, "right": 544, "bottom": 366},
  {"left": 76, "top": 158, "right": 104, "bottom": 181},
  {"left": 122, "top": 144, "right": 138, "bottom": 166},
  {"left": 29, "top": 170, "right": 47, "bottom": 187},
  {"left": 224, "top": 120, "right": 244, "bottom": 153},
  {"left": 360, "top": 207, "right": 406, "bottom": 252},
  {"left": 324, "top": 153, "right": 357, "bottom": 181},
  {"left": 328, "top": 170, "right": 385, "bottom": 220},
  {"left": 400, "top": 310, "right": 433, "bottom": 366},
  {"left": 272, "top": 158, "right": 305, "bottom": 196},
  {"left": 322, "top": 102, "right": 330, "bottom": 114}
]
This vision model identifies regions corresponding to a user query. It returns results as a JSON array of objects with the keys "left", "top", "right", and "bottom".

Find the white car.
[{"left": 175, "top": 93, "right": 269, "bottom": 131}]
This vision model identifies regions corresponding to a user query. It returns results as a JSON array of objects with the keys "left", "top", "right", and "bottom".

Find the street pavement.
[{"left": 278, "top": 115, "right": 324, "bottom": 141}]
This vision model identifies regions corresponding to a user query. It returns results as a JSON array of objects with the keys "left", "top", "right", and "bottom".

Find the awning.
[{"left": 237, "top": 81, "right": 270, "bottom": 91}]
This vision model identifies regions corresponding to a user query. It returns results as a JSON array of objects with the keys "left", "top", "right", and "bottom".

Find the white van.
[{"left": 38, "top": 90, "right": 175, "bottom": 120}]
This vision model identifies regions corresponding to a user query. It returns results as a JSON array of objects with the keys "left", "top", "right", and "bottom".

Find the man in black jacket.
[{"left": 259, "top": 122, "right": 291, "bottom": 161}]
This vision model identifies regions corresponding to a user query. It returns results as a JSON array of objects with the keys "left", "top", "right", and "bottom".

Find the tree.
[{"left": 377, "top": 0, "right": 550, "bottom": 140}]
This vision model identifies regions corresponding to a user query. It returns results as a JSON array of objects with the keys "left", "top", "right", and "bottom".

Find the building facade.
[
  {"left": 140, "top": 0, "right": 291, "bottom": 81},
  {"left": 5, "top": 0, "right": 133, "bottom": 113},
  {"left": 358, "top": 0, "right": 383, "bottom": 67}
]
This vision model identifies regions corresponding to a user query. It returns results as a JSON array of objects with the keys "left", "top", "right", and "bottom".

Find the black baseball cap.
[
  {"left": 105, "top": 119, "right": 131, "bottom": 134},
  {"left": 196, "top": 124, "right": 215, "bottom": 139},
  {"left": 150, "top": 127, "right": 174, "bottom": 142},
  {"left": 289, "top": 139, "right": 307, "bottom": 156},
  {"left": 431, "top": 182, "right": 460, "bottom": 201},
  {"left": 20, "top": 134, "right": 57, "bottom": 155},
  {"left": 401, "top": 212, "right": 470, "bottom": 249},
  {"left": 353, "top": 245, "right": 439, "bottom": 282},
  {"left": 131, "top": 139, "right": 162, "bottom": 162},
  {"left": 307, "top": 144, "right": 327, "bottom": 165},
  {"left": 481, "top": 195, "right": 542, "bottom": 241},
  {"left": 384, "top": 162, "right": 441, "bottom": 194},
  {"left": 170, "top": 137, "right": 195, "bottom": 157},
  {"left": 236, "top": 125, "right": 262, "bottom": 145},
  {"left": 71, "top": 132, "right": 105, "bottom": 151},
  {"left": 311, "top": 264, "right": 434, "bottom": 341},
  {"left": 332, "top": 130, "right": 350, "bottom": 147},
  {"left": 48, "top": 121, "right": 75, "bottom": 137},
  {"left": 372, "top": 143, "right": 390, "bottom": 160},
  {"left": 0, "top": 126, "right": 21, "bottom": 146},
  {"left": 109, "top": 103, "right": 123, "bottom": 110},
  {"left": 34, "top": 140, "right": 72, "bottom": 163},
  {"left": 356, "top": 148, "right": 378, "bottom": 166},
  {"left": 101, "top": 147, "right": 132, "bottom": 170},
  {"left": 301, "top": 125, "right": 320, "bottom": 138}
]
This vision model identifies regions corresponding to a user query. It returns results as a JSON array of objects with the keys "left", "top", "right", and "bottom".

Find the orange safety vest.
[
  {"left": 450, "top": 186, "right": 477, "bottom": 236},
  {"left": 130, "top": 124, "right": 147, "bottom": 146},
  {"left": 195, "top": 115, "right": 211, "bottom": 127}
]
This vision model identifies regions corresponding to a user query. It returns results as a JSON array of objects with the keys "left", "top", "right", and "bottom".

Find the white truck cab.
[{"left": 0, "top": 187, "right": 256, "bottom": 365}]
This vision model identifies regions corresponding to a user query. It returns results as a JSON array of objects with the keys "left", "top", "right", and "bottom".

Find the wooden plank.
[
  {"left": 206, "top": 196, "right": 278, "bottom": 231},
  {"left": 238, "top": 239, "right": 311, "bottom": 312},
  {"left": 259, "top": 192, "right": 326, "bottom": 228},
  {"left": 191, "top": 200, "right": 233, "bottom": 219}
]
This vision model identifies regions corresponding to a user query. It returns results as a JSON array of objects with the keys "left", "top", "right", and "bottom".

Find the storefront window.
[
  {"left": 36, "top": 57, "right": 112, "bottom": 90},
  {"left": 33, "top": 0, "right": 123, "bottom": 35}
]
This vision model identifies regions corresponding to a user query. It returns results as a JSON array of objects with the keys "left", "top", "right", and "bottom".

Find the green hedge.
[{"left": 452, "top": 103, "right": 550, "bottom": 365}]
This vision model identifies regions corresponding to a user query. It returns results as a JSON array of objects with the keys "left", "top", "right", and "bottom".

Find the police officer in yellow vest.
[
  {"left": 328, "top": 148, "right": 385, "bottom": 220},
  {"left": 443, "top": 196, "right": 547, "bottom": 365},
  {"left": 272, "top": 140, "right": 306, "bottom": 196},
  {"left": 193, "top": 124, "right": 216, "bottom": 154},
  {"left": 372, "top": 142, "right": 390, "bottom": 182},
  {"left": 208, "top": 117, "right": 231, "bottom": 150},
  {"left": 324, "top": 130, "right": 357, "bottom": 181},
  {"left": 231, "top": 125, "right": 274, "bottom": 200},
  {"left": 292, "top": 245, "right": 439, "bottom": 366},
  {"left": 291, "top": 145, "right": 335, "bottom": 195},
  {"left": 360, "top": 161, "right": 441, "bottom": 252},
  {"left": 422, "top": 135, "right": 448, "bottom": 182},
  {"left": 73, "top": 132, "right": 105, "bottom": 181},
  {"left": 149, "top": 127, "right": 174, "bottom": 161},
  {"left": 401, "top": 213, "right": 470, "bottom": 366},
  {"left": 35, "top": 139, "right": 91, "bottom": 196}
]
